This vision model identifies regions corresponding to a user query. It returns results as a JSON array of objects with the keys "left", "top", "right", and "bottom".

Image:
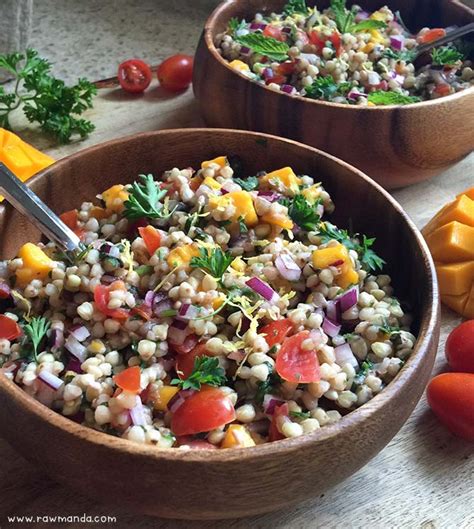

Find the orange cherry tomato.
[
  {"left": 263, "top": 25, "right": 285, "bottom": 41},
  {"left": 138, "top": 225, "right": 161, "bottom": 255},
  {"left": 0, "top": 315, "right": 22, "bottom": 341},
  {"left": 427, "top": 373, "right": 474, "bottom": 440},
  {"left": 94, "top": 282, "right": 130, "bottom": 320},
  {"left": 113, "top": 366, "right": 142, "bottom": 394},
  {"left": 118, "top": 59, "right": 152, "bottom": 94},
  {"left": 176, "top": 342, "right": 208, "bottom": 379},
  {"left": 60, "top": 209, "right": 86, "bottom": 240},
  {"left": 417, "top": 28, "right": 446, "bottom": 44},
  {"left": 260, "top": 318, "right": 293, "bottom": 348},
  {"left": 275, "top": 330, "right": 320, "bottom": 383},
  {"left": 268, "top": 402, "right": 289, "bottom": 442},
  {"left": 445, "top": 321, "right": 474, "bottom": 374},
  {"left": 157, "top": 54, "right": 194, "bottom": 92},
  {"left": 171, "top": 388, "right": 235, "bottom": 436}
]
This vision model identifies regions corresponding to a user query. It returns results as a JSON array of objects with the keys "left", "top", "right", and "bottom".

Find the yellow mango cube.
[
  {"left": 425, "top": 221, "right": 474, "bottom": 263},
  {"left": 209, "top": 191, "right": 258, "bottom": 227},
  {"left": 260, "top": 212, "right": 294, "bottom": 230},
  {"left": 312, "top": 243, "right": 349, "bottom": 269},
  {"left": 436, "top": 261, "right": 474, "bottom": 296},
  {"left": 154, "top": 386, "right": 180, "bottom": 412},
  {"left": 202, "top": 176, "right": 222, "bottom": 190},
  {"left": 301, "top": 185, "right": 321, "bottom": 204},
  {"left": 228, "top": 60, "right": 251, "bottom": 73},
  {"left": 221, "top": 424, "right": 256, "bottom": 448},
  {"left": 201, "top": 156, "right": 228, "bottom": 169},
  {"left": 16, "top": 243, "right": 55, "bottom": 286},
  {"left": 167, "top": 244, "right": 200, "bottom": 269},
  {"left": 261, "top": 167, "right": 301, "bottom": 193},
  {"left": 101, "top": 184, "right": 129, "bottom": 213},
  {"left": 422, "top": 195, "right": 474, "bottom": 236}
]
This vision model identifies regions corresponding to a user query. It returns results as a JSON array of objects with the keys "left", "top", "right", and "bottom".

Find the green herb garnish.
[
  {"left": 235, "top": 33, "right": 290, "bottom": 61},
  {"left": 305, "top": 75, "right": 352, "bottom": 101},
  {"left": 367, "top": 91, "right": 421, "bottom": 106},
  {"left": 280, "top": 194, "right": 321, "bottom": 231},
  {"left": 238, "top": 216, "right": 249, "bottom": 234},
  {"left": 0, "top": 49, "right": 96, "bottom": 143},
  {"left": 431, "top": 45, "right": 464, "bottom": 66},
  {"left": 228, "top": 17, "right": 247, "bottom": 36},
  {"left": 382, "top": 48, "right": 417, "bottom": 63},
  {"left": 255, "top": 364, "right": 283, "bottom": 403},
  {"left": 290, "top": 410, "right": 311, "bottom": 419},
  {"left": 136, "top": 265, "right": 154, "bottom": 277},
  {"left": 22, "top": 316, "right": 51, "bottom": 362},
  {"left": 330, "top": 0, "right": 386, "bottom": 33},
  {"left": 123, "top": 174, "right": 171, "bottom": 220},
  {"left": 159, "top": 309, "right": 178, "bottom": 318},
  {"left": 379, "top": 322, "right": 401, "bottom": 337},
  {"left": 282, "top": 0, "right": 309, "bottom": 16},
  {"left": 54, "top": 242, "right": 92, "bottom": 266},
  {"left": 234, "top": 176, "right": 259, "bottom": 191},
  {"left": 190, "top": 247, "right": 233, "bottom": 282},
  {"left": 172, "top": 356, "right": 226, "bottom": 391},
  {"left": 353, "top": 360, "right": 374, "bottom": 385}
]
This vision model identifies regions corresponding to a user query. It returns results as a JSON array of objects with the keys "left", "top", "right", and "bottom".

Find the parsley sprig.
[
  {"left": 190, "top": 247, "right": 233, "bottom": 282},
  {"left": 235, "top": 33, "right": 290, "bottom": 61},
  {"left": 353, "top": 360, "right": 374, "bottom": 385},
  {"left": 330, "top": 0, "right": 387, "bottom": 33},
  {"left": 228, "top": 17, "right": 247, "bottom": 36},
  {"left": 305, "top": 76, "right": 352, "bottom": 101},
  {"left": 22, "top": 316, "right": 51, "bottom": 362},
  {"left": 282, "top": 0, "right": 309, "bottom": 16},
  {"left": 172, "top": 356, "right": 226, "bottom": 391},
  {"left": 431, "top": 45, "right": 465, "bottom": 66},
  {"left": 234, "top": 176, "right": 259, "bottom": 191},
  {"left": 0, "top": 49, "right": 96, "bottom": 143},
  {"left": 382, "top": 48, "right": 417, "bottom": 63},
  {"left": 367, "top": 91, "right": 421, "bottom": 106},
  {"left": 123, "top": 174, "right": 172, "bottom": 220},
  {"left": 280, "top": 194, "right": 321, "bottom": 231}
]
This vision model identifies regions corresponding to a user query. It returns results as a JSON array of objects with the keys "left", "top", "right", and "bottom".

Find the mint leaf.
[
  {"left": 235, "top": 33, "right": 289, "bottom": 61},
  {"left": 282, "top": 0, "right": 308, "bottom": 16}
]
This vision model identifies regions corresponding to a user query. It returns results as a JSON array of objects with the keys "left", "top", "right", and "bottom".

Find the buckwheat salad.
[
  {"left": 216, "top": 0, "right": 474, "bottom": 105},
  {"left": 0, "top": 156, "right": 416, "bottom": 449}
]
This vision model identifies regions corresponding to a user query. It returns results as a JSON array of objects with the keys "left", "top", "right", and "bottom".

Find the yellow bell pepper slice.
[
  {"left": 154, "top": 385, "right": 180, "bottom": 412},
  {"left": 16, "top": 243, "right": 55, "bottom": 286},
  {"left": 221, "top": 424, "right": 256, "bottom": 448}
]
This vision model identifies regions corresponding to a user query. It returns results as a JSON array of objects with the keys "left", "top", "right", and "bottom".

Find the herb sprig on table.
[{"left": 0, "top": 48, "right": 96, "bottom": 143}]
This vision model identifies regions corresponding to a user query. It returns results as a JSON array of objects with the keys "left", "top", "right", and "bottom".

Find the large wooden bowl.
[
  {"left": 193, "top": 0, "right": 474, "bottom": 189},
  {"left": 0, "top": 129, "right": 439, "bottom": 519}
]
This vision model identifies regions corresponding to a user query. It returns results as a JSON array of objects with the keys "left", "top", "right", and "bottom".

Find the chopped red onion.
[
  {"left": 65, "top": 357, "right": 83, "bottom": 373},
  {"left": 178, "top": 304, "right": 205, "bottom": 320},
  {"left": 275, "top": 254, "right": 301, "bottom": 281},
  {"left": 390, "top": 34, "right": 405, "bottom": 50},
  {"left": 168, "top": 389, "right": 196, "bottom": 413},
  {"left": 0, "top": 282, "right": 11, "bottom": 298},
  {"left": 159, "top": 356, "right": 176, "bottom": 372},
  {"left": 246, "top": 277, "right": 280, "bottom": 303},
  {"left": 220, "top": 184, "right": 232, "bottom": 195},
  {"left": 250, "top": 22, "right": 267, "bottom": 31},
  {"left": 348, "top": 90, "right": 368, "bottom": 101},
  {"left": 388, "top": 70, "right": 405, "bottom": 85},
  {"left": 100, "top": 243, "right": 121, "bottom": 259},
  {"left": 70, "top": 325, "right": 90, "bottom": 342},
  {"left": 281, "top": 84, "right": 296, "bottom": 94},
  {"left": 325, "top": 300, "right": 341, "bottom": 323},
  {"left": 263, "top": 394, "right": 285, "bottom": 415},
  {"left": 38, "top": 370, "right": 64, "bottom": 391},
  {"left": 144, "top": 290, "right": 156, "bottom": 307},
  {"left": 257, "top": 191, "right": 281, "bottom": 202},
  {"left": 336, "top": 286, "right": 359, "bottom": 313},
  {"left": 334, "top": 343, "right": 359, "bottom": 368},
  {"left": 48, "top": 328, "right": 64, "bottom": 350},
  {"left": 130, "top": 396, "right": 147, "bottom": 426},
  {"left": 322, "top": 317, "right": 341, "bottom": 338},
  {"left": 282, "top": 26, "right": 292, "bottom": 34},
  {"left": 240, "top": 46, "right": 251, "bottom": 56},
  {"left": 367, "top": 71, "right": 381, "bottom": 85},
  {"left": 65, "top": 335, "right": 87, "bottom": 362},
  {"left": 168, "top": 319, "right": 190, "bottom": 345}
]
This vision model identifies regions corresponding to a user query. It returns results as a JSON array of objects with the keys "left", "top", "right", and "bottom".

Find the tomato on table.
[
  {"left": 268, "top": 402, "right": 289, "bottom": 442},
  {"left": 417, "top": 28, "right": 446, "bottom": 44},
  {"left": 94, "top": 282, "right": 130, "bottom": 320},
  {"left": 118, "top": 59, "right": 152, "bottom": 93},
  {"left": 427, "top": 373, "right": 474, "bottom": 441},
  {"left": 445, "top": 320, "right": 474, "bottom": 373},
  {"left": 157, "top": 54, "right": 194, "bottom": 92},
  {"left": 171, "top": 387, "right": 235, "bottom": 436},
  {"left": 275, "top": 330, "right": 320, "bottom": 383},
  {"left": 138, "top": 225, "right": 161, "bottom": 255},
  {"left": 176, "top": 342, "right": 208, "bottom": 379},
  {"left": 263, "top": 25, "right": 285, "bottom": 41},
  {"left": 0, "top": 315, "right": 22, "bottom": 341},
  {"left": 113, "top": 366, "right": 141, "bottom": 394},
  {"left": 260, "top": 318, "right": 293, "bottom": 348}
]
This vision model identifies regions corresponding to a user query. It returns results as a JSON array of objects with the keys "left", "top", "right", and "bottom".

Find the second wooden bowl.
[
  {"left": 193, "top": 0, "right": 474, "bottom": 189},
  {"left": 0, "top": 129, "right": 439, "bottom": 519}
]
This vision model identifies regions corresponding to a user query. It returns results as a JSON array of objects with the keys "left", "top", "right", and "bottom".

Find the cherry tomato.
[
  {"left": 171, "top": 388, "right": 235, "bottom": 436},
  {"left": 446, "top": 320, "right": 474, "bottom": 373},
  {"left": 113, "top": 366, "right": 141, "bottom": 394},
  {"left": 0, "top": 314, "right": 22, "bottom": 341},
  {"left": 276, "top": 330, "right": 321, "bottom": 383},
  {"left": 60, "top": 209, "right": 86, "bottom": 240},
  {"left": 427, "top": 373, "right": 474, "bottom": 440},
  {"left": 170, "top": 333, "right": 199, "bottom": 355},
  {"left": 263, "top": 25, "right": 285, "bottom": 41},
  {"left": 118, "top": 59, "right": 152, "bottom": 94},
  {"left": 138, "top": 225, "right": 161, "bottom": 255},
  {"left": 94, "top": 282, "right": 130, "bottom": 320},
  {"left": 157, "top": 54, "right": 194, "bottom": 92},
  {"left": 176, "top": 342, "right": 208, "bottom": 379},
  {"left": 268, "top": 402, "right": 289, "bottom": 442},
  {"left": 417, "top": 28, "right": 446, "bottom": 44},
  {"left": 260, "top": 318, "right": 293, "bottom": 348}
]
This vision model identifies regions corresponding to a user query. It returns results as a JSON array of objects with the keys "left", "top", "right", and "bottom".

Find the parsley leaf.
[
  {"left": 172, "top": 356, "right": 226, "bottom": 391},
  {"left": 282, "top": 0, "right": 309, "bottom": 16},
  {"left": 382, "top": 48, "right": 417, "bottom": 63},
  {"left": 290, "top": 410, "right": 311, "bottom": 419},
  {"left": 228, "top": 17, "right": 247, "bottom": 36},
  {"left": 22, "top": 316, "right": 51, "bottom": 362},
  {"left": 431, "top": 45, "right": 464, "bottom": 66},
  {"left": 280, "top": 194, "right": 321, "bottom": 231},
  {"left": 234, "top": 176, "right": 259, "bottom": 191},
  {"left": 238, "top": 216, "right": 249, "bottom": 234},
  {"left": 235, "top": 33, "right": 290, "bottom": 61},
  {"left": 0, "top": 49, "right": 96, "bottom": 143},
  {"left": 255, "top": 365, "right": 283, "bottom": 403},
  {"left": 367, "top": 91, "right": 421, "bottom": 106},
  {"left": 353, "top": 360, "right": 373, "bottom": 385},
  {"left": 123, "top": 174, "right": 171, "bottom": 220},
  {"left": 379, "top": 322, "right": 401, "bottom": 337},
  {"left": 305, "top": 75, "right": 352, "bottom": 101},
  {"left": 190, "top": 247, "right": 233, "bottom": 281},
  {"left": 359, "top": 235, "right": 386, "bottom": 272},
  {"left": 330, "top": 0, "right": 386, "bottom": 33}
]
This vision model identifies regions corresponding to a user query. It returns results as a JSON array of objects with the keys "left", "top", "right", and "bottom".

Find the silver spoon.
[
  {"left": 414, "top": 22, "right": 474, "bottom": 62},
  {"left": 0, "top": 162, "right": 81, "bottom": 252}
]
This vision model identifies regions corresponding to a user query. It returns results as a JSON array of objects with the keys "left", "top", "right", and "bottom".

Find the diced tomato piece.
[
  {"left": 275, "top": 330, "right": 321, "bottom": 383},
  {"left": 60, "top": 209, "right": 86, "bottom": 240},
  {"left": 269, "top": 402, "right": 289, "bottom": 442},
  {"left": 263, "top": 25, "right": 285, "bottom": 41},
  {"left": 138, "top": 225, "right": 161, "bottom": 255},
  {"left": 277, "top": 61, "right": 296, "bottom": 76},
  {"left": 171, "top": 388, "right": 236, "bottom": 436},
  {"left": 94, "top": 283, "right": 130, "bottom": 320},
  {"left": 329, "top": 32, "right": 343, "bottom": 56},
  {"left": 176, "top": 342, "right": 208, "bottom": 379},
  {"left": 266, "top": 74, "right": 286, "bottom": 85},
  {"left": 417, "top": 28, "right": 446, "bottom": 44},
  {"left": 113, "top": 366, "right": 141, "bottom": 393},
  {"left": 0, "top": 315, "right": 22, "bottom": 341},
  {"left": 309, "top": 31, "right": 326, "bottom": 53},
  {"left": 434, "top": 83, "right": 451, "bottom": 96},
  {"left": 170, "top": 333, "right": 200, "bottom": 355},
  {"left": 130, "top": 304, "right": 152, "bottom": 321},
  {"left": 260, "top": 318, "right": 293, "bottom": 348}
]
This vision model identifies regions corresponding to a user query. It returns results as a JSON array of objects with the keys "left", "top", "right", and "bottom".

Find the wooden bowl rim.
[
  {"left": 201, "top": 0, "right": 474, "bottom": 111},
  {"left": 0, "top": 128, "right": 439, "bottom": 463}
]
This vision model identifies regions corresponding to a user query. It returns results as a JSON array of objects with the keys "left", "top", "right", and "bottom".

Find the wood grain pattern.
[
  {"left": 193, "top": 0, "right": 474, "bottom": 189},
  {"left": 0, "top": 128, "right": 439, "bottom": 520}
]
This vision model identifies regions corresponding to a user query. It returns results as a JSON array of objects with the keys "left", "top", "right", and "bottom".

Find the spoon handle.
[
  {"left": 0, "top": 163, "right": 81, "bottom": 252},
  {"left": 415, "top": 22, "right": 474, "bottom": 58}
]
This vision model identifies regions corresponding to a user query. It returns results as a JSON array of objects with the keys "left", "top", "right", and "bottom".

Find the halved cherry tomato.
[
  {"left": 427, "top": 373, "right": 474, "bottom": 440},
  {"left": 446, "top": 320, "right": 474, "bottom": 373},
  {"left": 0, "top": 315, "right": 22, "bottom": 341},
  {"left": 269, "top": 402, "right": 289, "bottom": 442},
  {"left": 176, "top": 342, "right": 208, "bottom": 379},
  {"left": 138, "top": 225, "right": 161, "bottom": 255},
  {"left": 170, "top": 333, "right": 199, "bottom": 355},
  {"left": 275, "top": 330, "right": 320, "bottom": 383},
  {"left": 118, "top": 59, "right": 152, "bottom": 94},
  {"left": 113, "top": 366, "right": 141, "bottom": 394},
  {"left": 157, "top": 54, "right": 194, "bottom": 92},
  {"left": 417, "top": 28, "right": 446, "bottom": 44},
  {"left": 171, "top": 388, "right": 236, "bottom": 436},
  {"left": 263, "top": 25, "right": 285, "bottom": 41},
  {"left": 60, "top": 209, "right": 86, "bottom": 240},
  {"left": 434, "top": 84, "right": 451, "bottom": 97},
  {"left": 94, "top": 282, "right": 130, "bottom": 320},
  {"left": 260, "top": 318, "right": 293, "bottom": 348}
]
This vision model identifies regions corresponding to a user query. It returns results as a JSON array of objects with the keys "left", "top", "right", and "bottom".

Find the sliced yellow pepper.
[
  {"left": 221, "top": 424, "right": 256, "bottom": 448},
  {"left": 154, "top": 385, "right": 180, "bottom": 412},
  {"left": 16, "top": 243, "right": 55, "bottom": 286}
]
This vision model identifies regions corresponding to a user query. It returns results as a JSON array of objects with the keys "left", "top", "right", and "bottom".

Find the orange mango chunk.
[
  {"left": 442, "top": 292, "right": 468, "bottom": 316},
  {"left": 260, "top": 212, "right": 294, "bottom": 231},
  {"left": 209, "top": 191, "right": 258, "bottom": 227},
  {"left": 312, "top": 243, "right": 358, "bottom": 288},
  {"left": 425, "top": 221, "right": 474, "bottom": 263},
  {"left": 261, "top": 167, "right": 301, "bottom": 192},
  {"left": 154, "top": 385, "right": 180, "bottom": 412},
  {"left": 221, "top": 425, "right": 256, "bottom": 448},
  {"left": 457, "top": 187, "right": 474, "bottom": 200},
  {"left": 436, "top": 261, "right": 474, "bottom": 296},
  {"left": 16, "top": 243, "right": 55, "bottom": 286},
  {"left": 201, "top": 156, "right": 227, "bottom": 169},
  {"left": 167, "top": 244, "right": 200, "bottom": 269},
  {"left": 101, "top": 184, "right": 129, "bottom": 213},
  {"left": 422, "top": 195, "right": 474, "bottom": 236}
]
